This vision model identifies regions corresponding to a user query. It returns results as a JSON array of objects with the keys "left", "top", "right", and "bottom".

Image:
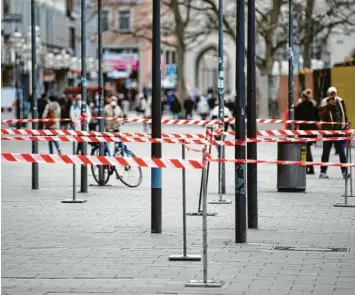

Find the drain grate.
[{"left": 273, "top": 246, "right": 350, "bottom": 252}]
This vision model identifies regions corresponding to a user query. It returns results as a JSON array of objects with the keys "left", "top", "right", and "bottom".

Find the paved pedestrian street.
[{"left": 1, "top": 124, "right": 355, "bottom": 295}]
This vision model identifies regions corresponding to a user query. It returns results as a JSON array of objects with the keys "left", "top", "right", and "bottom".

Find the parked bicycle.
[{"left": 90, "top": 139, "right": 143, "bottom": 188}]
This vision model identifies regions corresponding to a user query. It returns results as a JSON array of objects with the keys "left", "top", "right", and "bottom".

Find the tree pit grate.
[{"left": 273, "top": 246, "right": 350, "bottom": 253}]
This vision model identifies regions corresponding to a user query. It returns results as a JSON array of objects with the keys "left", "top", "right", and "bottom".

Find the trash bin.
[{"left": 277, "top": 142, "right": 307, "bottom": 192}]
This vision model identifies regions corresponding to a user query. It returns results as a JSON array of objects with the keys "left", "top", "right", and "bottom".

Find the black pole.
[
  {"left": 31, "top": 0, "right": 39, "bottom": 190},
  {"left": 98, "top": 0, "right": 105, "bottom": 185},
  {"left": 151, "top": 0, "right": 162, "bottom": 233},
  {"left": 15, "top": 52, "right": 22, "bottom": 130},
  {"left": 80, "top": 0, "right": 88, "bottom": 192},
  {"left": 247, "top": 0, "right": 258, "bottom": 229},
  {"left": 235, "top": 0, "right": 246, "bottom": 243},
  {"left": 288, "top": 0, "right": 294, "bottom": 130}
]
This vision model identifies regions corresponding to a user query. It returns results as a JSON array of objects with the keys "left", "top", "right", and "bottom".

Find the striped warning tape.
[
  {"left": 1, "top": 116, "right": 350, "bottom": 126},
  {"left": 2, "top": 152, "right": 354, "bottom": 168},
  {"left": 2, "top": 135, "right": 353, "bottom": 146},
  {"left": 1, "top": 153, "right": 203, "bottom": 169},
  {"left": 2, "top": 128, "right": 354, "bottom": 139},
  {"left": 208, "top": 157, "right": 355, "bottom": 168}
]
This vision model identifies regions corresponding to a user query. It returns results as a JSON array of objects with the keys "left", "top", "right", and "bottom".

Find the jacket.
[
  {"left": 103, "top": 104, "right": 122, "bottom": 131},
  {"left": 42, "top": 101, "right": 61, "bottom": 129},
  {"left": 70, "top": 103, "right": 92, "bottom": 131},
  {"left": 294, "top": 98, "right": 319, "bottom": 132},
  {"left": 319, "top": 96, "right": 347, "bottom": 130}
]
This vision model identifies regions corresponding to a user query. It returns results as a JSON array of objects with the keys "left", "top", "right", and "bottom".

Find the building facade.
[{"left": 1, "top": 0, "right": 77, "bottom": 95}]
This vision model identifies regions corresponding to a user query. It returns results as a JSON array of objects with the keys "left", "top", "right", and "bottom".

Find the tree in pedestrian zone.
[
  {"left": 194, "top": 0, "right": 289, "bottom": 117},
  {"left": 133, "top": 0, "right": 215, "bottom": 105},
  {"left": 295, "top": 0, "right": 355, "bottom": 69}
]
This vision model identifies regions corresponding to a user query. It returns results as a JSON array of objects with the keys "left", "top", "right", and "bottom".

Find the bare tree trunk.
[
  {"left": 176, "top": 46, "right": 186, "bottom": 106},
  {"left": 171, "top": 0, "right": 187, "bottom": 106},
  {"left": 303, "top": 0, "right": 315, "bottom": 69}
]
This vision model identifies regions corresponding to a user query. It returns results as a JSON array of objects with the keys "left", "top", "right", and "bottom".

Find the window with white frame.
[{"left": 117, "top": 8, "right": 131, "bottom": 32}]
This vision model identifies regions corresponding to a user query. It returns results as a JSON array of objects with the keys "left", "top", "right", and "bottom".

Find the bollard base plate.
[
  {"left": 90, "top": 184, "right": 113, "bottom": 187},
  {"left": 341, "top": 195, "right": 355, "bottom": 198},
  {"left": 169, "top": 254, "right": 201, "bottom": 261},
  {"left": 62, "top": 199, "right": 87, "bottom": 203},
  {"left": 209, "top": 199, "right": 232, "bottom": 204},
  {"left": 333, "top": 203, "right": 355, "bottom": 208},
  {"left": 186, "top": 280, "right": 224, "bottom": 288},
  {"left": 186, "top": 212, "right": 217, "bottom": 216}
]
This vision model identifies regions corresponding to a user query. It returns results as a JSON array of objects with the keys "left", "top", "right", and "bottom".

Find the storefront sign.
[
  {"left": 102, "top": 0, "right": 143, "bottom": 4},
  {"left": 103, "top": 52, "right": 139, "bottom": 71}
]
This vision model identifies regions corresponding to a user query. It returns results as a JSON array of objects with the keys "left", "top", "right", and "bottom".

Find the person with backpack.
[{"left": 42, "top": 95, "right": 62, "bottom": 155}]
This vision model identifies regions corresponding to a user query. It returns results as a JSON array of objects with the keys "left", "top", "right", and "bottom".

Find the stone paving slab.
[{"left": 1, "top": 123, "right": 355, "bottom": 295}]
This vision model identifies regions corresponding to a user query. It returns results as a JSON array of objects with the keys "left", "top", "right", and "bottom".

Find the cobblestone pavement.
[{"left": 1, "top": 122, "right": 355, "bottom": 295}]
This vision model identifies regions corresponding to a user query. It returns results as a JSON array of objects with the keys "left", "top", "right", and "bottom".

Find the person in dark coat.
[
  {"left": 184, "top": 96, "right": 194, "bottom": 119},
  {"left": 295, "top": 89, "right": 320, "bottom": 175},
  {"left": 170, "top": 96, "right": 182, "bottom": 119}
]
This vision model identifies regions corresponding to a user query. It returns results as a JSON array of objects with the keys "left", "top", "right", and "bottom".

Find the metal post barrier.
[
  {"left": 186, "top": 145, "right": 224, "bottom": 288},
  {"left": 210, "top": 123, "right": 231, "bottom": 204},
  {"left": 80, "top": 0, "right": 88, "bottom": 193},
  {"left": 31, "top": 0, "right": 39, "bottom": 190},
  {"left": 169, "top": 141, "right": 201, "bottom": 261},
  {"left": 187, "top": 129, "right": 217, "bottom": 216},
  {"left": 334, "top": 140, "right": 355, "bottom": 208},
  {"left": 62, "top": 141, "right": 87, "bottom": 204}
]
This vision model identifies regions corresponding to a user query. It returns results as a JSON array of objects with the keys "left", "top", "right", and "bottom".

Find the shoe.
[
  {"left": 58, "top": 149, "right": 62, "bottom": 155},
  {"left": 307, "top": 169, "right": 315, "bottom": 175},
  {"left": 319, "top": 172, "right": 329, "bottom": 179},
  {"left": 343, "top": 172, "right": 350, "bottom": 179}
]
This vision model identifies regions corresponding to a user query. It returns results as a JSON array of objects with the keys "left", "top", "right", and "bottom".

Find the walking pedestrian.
[
  {"left": 103, "top": 95, "right": 122, "bottom": 131},
  {"left": 295, "top": 89, "right": 319, "bottom": 174},
  {"left": 318, "top": 87, "right": 349, "bottom": 179},
  {"left": 196, "top": 96, "right": 210, "bottom": 120},
  {"left": 184, "top": 96, "right": 194, "bottom": 119},
  {"left": 138, "top": 93, "right": 151, "bottom": 132},
  {"left": 170, "top": 96, "right": 182, "bottom": 119},
  {"left": 42, "top": 95, "right": 62, "bottom": 155},
  {"left": 70, "top": 94, "right": 92, "bottom": 155}
]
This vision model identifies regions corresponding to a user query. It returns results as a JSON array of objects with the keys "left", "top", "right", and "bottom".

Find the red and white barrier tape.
[
  {"left": 2, "top": 152, "right": 353, "bottom": 168},
  {"left": 2, "top": 128, "right": 353, "bottom": 140},
  {"left": 208, "top": 157, "right": 355, "bottom": 168},
  {"left": 1, "top": 135, "right": 245, "bottom": 146},
  {"left": 1, "top": 153, "right": 203, "bottom": 169},
  {"left": 2, "top": 134, "right": 353, "bottom": 146},
  {"left": 1, "top": 116, "right": 349, "bottom": 126}
]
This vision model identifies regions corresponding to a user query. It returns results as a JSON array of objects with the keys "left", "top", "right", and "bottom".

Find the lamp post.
[{"left": 30, "top": 0, "right": 40, "bottom": 189}]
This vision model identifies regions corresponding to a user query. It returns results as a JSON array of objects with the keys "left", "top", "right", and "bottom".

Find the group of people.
[
  {"left": 41, "top": 91, "right": 152, "bottom": 155},
  {"left": 38, "top": 85, "right": 350, "bottom": 180},
  {"left": 163, "top": 89, "right": 235, "bottom": 121},
  {"left": 295, "top": 86, "right": 350, "bottom": 179}
]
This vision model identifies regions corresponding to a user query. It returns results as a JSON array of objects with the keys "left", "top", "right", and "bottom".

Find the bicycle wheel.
[
  {"left": 114, "top": 149, "right": 143, "bottom": 188},
  {"left": 91, "top": 146, "right": 111, "bottom": 185}
]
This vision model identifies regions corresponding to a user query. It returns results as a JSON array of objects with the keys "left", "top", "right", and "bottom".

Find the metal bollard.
[
  {"left": 62, "top": 141, "right": 87, "bottom": 204},
  {"left": 334, "top": 140, "right": 355, "bottom": 208},
  {"left": 186, "top": 145, "right": 224, "bottom": 288},
  {"left": 186, "top": 142, "right": 217, "bottom": 216},
  {"left": 169, "top": 141, "right": 201, "bottom": 261}
]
